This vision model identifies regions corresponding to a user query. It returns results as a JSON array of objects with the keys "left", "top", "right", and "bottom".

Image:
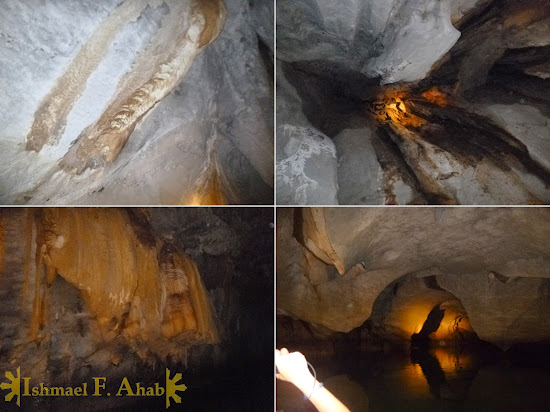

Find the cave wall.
[
  {"left": 277, "top": 207, "right": 550, "bottom": 349},
  {"left": 23, "top": 208, "right": 217, "bottom": 355},
  {"left": 0, "top": 207, "right": 274, "bottom": 409},
  {"left": 276, "top": 0, "right": 550, "bottom": 205},
  {"left": 0, "top": 0, "right": 273, "bottom": 205}
]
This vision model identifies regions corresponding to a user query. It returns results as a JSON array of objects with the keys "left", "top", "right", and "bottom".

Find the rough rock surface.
[
  {"left": 0, "top": 208, "right": 273, "bottom": 410},
  {"left": 276, "top": 0, "right": 550, "bottom": 205},
  {"left": 0, "top": 0, "right": 273, "bottom": 205},
  {"left": 276, "top": 64, "right": 338, "bottom": 205},
  {"left": 277, "top": 207, "right": 550, "bottom": 348}
]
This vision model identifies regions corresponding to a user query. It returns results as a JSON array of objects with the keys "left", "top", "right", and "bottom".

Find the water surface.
[{"left": 277, "top": 346, "right": 550, "bottom": 412}]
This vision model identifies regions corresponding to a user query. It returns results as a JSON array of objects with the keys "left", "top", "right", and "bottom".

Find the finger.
[
  {"left": 280, "top": 347, "right": 289, "bottom": 355},
  {"left": 275, "top": 373, "right": 287, "bottom": 381}
]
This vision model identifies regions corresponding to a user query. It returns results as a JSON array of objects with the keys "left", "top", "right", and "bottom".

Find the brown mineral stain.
[
  {"left": 57, "top": 1, "right": 227, "bottom": 174},
  {"left": 422, "top": 88, "right": 448, "bottom": 107},
  {"left": 195, "top": 0, "right": 227, "bottom": 48}
]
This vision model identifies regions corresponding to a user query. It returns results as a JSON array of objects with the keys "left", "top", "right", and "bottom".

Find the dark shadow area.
[
  {"left": 410, "top": 348, "right": 447, "bottom": 399},
  {"left": 411, "top": 304, "right": 446, "bottom": 348},
  {"left": 281, "top": 60, "right": 378, "bottom": 138}
]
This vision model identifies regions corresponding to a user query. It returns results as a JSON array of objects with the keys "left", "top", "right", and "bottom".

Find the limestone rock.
[
  {"left": 0, "top": 207, "right": 274, "bottom": 409},
  {"left": 276, "top": 0, "right": 550, "bottom": 204},
  {"left": 437, "top": 274, "right": 550, "bottom": 348},
  {"left": 0, "top": 0, "right": 273, "bottom": 204},
  {"left": 276, "top": 64, "right": 338, "bottom": 205},
  {"left": 277, "top": 207, "right": 550, "bottom": 347}
]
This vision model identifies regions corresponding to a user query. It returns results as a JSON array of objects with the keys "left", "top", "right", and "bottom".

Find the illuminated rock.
[
  {"left": 277, "top": 207, "right": 550, "bottom": 348},
  {"left": 363, "top": 0, "right": 460, "bottom": 84},
  {"left": 372, "top": 277, "right": 473, "bottom": 342},
  {"left": 0, "top": 207, "right": 273, "bottom": 409},
  {"left": 24, "top": 208, "right": 217, "bottom": 358},
  {"left": 276, "top": 0, "right": 550, "bottom": 205}
]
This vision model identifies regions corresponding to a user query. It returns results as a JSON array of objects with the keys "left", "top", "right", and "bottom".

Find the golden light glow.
[
  {"left": 392, "top": 301, "right": 472, "bottom": 340},
  {"left": 183, "top": 167, "right": 227, "bottom": 205},
  {"left": 23, "top": 209, "right": 218, "bottom": 360},
  {"left": 400, "top": 361, "right": 430, "bottom": 398},
  {"left": 398, "top": 304, "right": 435, "bottom": 337},
  {"left": 370, "top": 90, "right": 425, "bottom": 127},
  {"left": 432, "top": 347, "right": 475, "bottom": 372},
  {"left": 400, "top": 347, "right": 477, "bottom": 400},
  {"left": 421, "top": 87, "right": 448, "bottom": 107}
]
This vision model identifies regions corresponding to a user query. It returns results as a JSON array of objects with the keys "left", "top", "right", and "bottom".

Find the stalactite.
[
  {"left": 159, "top": 243, "right": 218, "bottom": 342},
  {"left": 24, "top": 208, "right": 217, "bottom": 360},
  {"left": 295, "top": 208, "right": 346, "bottom": 275}
]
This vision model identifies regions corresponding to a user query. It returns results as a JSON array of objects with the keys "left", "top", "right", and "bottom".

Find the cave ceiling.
[
  {"left": 0, "top": 0, "right": 273, "bottom": 205},
  {"left": 276, "top": 0, "right": 550, "bottom": 205},
  {"left": 277, "top": 207, "right": 550, "bottom": 348}
]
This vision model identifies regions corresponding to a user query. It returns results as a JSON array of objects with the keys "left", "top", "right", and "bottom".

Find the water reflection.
[
  {"left": 410, "top": 347, "right": 478, "bottom": 402},
  {"left": 277, "top": 346, "right": 550, "bottom": 412},
  {"left": 411, "top": 348, "right": 447, "bottom": 399},
  {"left": 364, "top": 346, "right": 550, "bottom": 412}
]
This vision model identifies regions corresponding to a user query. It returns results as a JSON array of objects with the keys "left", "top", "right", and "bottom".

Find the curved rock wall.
[
  {"left": 277, "top": 208, "right": 550, "bottom": 348},
  {"left": 276, "top": 0, "right": 550, "bottom": 205},
  {"left": 0, "top": 0, "right": 273, "bottom": 204}
]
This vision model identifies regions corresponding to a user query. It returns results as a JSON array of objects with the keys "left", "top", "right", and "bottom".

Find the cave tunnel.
[
  {"left": 276, "top": 0, "right": 550, "bottom": 205},
  {"left": 0, "top": 207, "right": 274, "bottom": 411},
  {"left": 276, "top": 207, "right": 550, "bottom": 411}
]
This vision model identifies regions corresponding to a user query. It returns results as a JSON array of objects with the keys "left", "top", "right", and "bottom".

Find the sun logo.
[
  {"left": 165, "top": 368, "right": 187, "bottom": 409},
  {"left": 1, "top": 367, "right": 21, "bottom": 407}
]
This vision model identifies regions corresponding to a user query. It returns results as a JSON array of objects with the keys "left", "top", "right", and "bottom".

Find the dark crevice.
[
  {"left": 257, "top": 35, "right": 273, "bottom": 88},
  {"left": 493, "top": 46, "right": 550, "bottom": 74},
  {"left": 282, "top": 60, "right": 379, "bottom": 137},
  {"left": 424, "top": 276, "right": 445, "bottom": 291},
  {"left": 277, "top": 0, "right": 550, "bottom": 204},
  {"left": 371, "top": 127, "right": 429, "bottom": 204},
  {"left": 454, "top": 0, "right": 503, "bottom": 33}
]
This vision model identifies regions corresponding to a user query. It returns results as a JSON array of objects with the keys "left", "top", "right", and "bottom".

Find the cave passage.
[
  {"left": 277, "top": 207, "right": 550, "bottom": 411},
  {"left": 276, "top": 0, "right": 550, "bottom": 205}
]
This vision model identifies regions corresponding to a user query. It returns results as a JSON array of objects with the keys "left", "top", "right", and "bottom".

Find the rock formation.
[
  {"left": 23, "top": 208, "right": 217, "bottom": 356},
  {"left": 0, "top": 207, "right": 273, "bottom": 410},
  {"left": 276, "top": 0, "right": 550, "bottom": 204},
  {"left": 0, "top": 0, "right": 273, "bottom": 205},
  {"left": 277, "top": 207, "right": 550, "bottom": 349}
]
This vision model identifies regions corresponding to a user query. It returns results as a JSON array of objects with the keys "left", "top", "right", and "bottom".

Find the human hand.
[
  {"left": 275, "top": 348, "right": 315, "bottom": 394},
  {"left": 276, "top": 348, "right": 351, "bottom": 412}
]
